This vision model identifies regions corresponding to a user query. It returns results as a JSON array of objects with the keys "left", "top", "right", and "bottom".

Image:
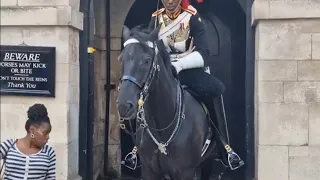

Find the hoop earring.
[{"left": 31, "top": 134, "right": 34, "bottom": 138}]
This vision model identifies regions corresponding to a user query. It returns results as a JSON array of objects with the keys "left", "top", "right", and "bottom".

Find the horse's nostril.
[
  {"left": 126, "top": 101, "right": 134, "bottom": 109},
  {"left": 117, "top": 100, "right": 136, "bottom": 117}
]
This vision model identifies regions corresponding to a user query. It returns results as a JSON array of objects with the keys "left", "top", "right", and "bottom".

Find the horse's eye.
[{"left": 143, "top": 57, "right": 151, "bottom": 64}]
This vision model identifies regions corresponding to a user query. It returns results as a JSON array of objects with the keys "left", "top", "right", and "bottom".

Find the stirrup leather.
[{"left": 212, "top": 95, "right": 245, "bottom": 170}]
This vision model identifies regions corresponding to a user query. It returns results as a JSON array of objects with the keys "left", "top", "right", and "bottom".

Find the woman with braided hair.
[{"left": 0, "top": 103, "right": 56, "bottom": 179}]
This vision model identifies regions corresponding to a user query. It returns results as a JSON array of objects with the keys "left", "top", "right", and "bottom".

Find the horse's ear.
[
  {"left": 122, "top": 25, "right": 131, "bottom": 42},
  {"left": 157, "top": 40, "right": 172, "bottom": 69},
  {"left": 148, "top": 25, "right": 161, "bottom": 41},
  {"left": 147, "top": 18, "right": 155, "bottom": 31}
]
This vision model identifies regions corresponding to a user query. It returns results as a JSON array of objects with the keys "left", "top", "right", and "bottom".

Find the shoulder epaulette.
[
  {"left": 183, "top": 5, "right": 197, "bottom": 15},
  {"left": 152, "top": 8, "right": 165, "bottom": 17}
]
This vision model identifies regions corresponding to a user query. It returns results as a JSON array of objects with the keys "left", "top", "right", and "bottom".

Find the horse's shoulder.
[
  {"left": 152, "top": 8, "right": 165, "bottom": 17},
  {"left": 182, "top": 5, "right": 197, "bottom": 16}
]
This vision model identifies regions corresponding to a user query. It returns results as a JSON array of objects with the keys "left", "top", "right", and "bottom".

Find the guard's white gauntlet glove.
[
  {"left": 169, "top": 38, "right": 204, "bottom": 73},
  {"left": 171, "top": 51, "right": 204, "bottom": 73}
]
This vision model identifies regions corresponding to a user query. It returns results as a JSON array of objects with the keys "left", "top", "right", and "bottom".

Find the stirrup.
[
  {"left": 121, "top": 147, "right": 141, "bottom": 170},
  {"left": 227, "top": 150, "right": 245, "bottom": 170}
]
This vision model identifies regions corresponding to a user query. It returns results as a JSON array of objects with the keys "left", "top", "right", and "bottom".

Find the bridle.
[
  {"left": 119, "top": 38, "right": 162, "bottom": 143},
  {"left": 121, "top": 38, "right": 160, "bottom": 109},
  {"left": 119, "top": 38, "right": 160, "bottom": 128},
  {"left": 119, "top": 37, "right": 185, "bottom": 158}
]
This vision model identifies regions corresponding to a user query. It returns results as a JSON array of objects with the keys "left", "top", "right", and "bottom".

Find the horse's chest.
[
  {"left": 139, "top": 141, "right": 190, "bottom": 173},
  {"left": 139, "top": 143, "right": 178, "bottom": 171}
]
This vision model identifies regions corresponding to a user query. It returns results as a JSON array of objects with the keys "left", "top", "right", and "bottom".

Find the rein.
[{"left": 119, "top": 38, "right": 185, "bottom": 157}]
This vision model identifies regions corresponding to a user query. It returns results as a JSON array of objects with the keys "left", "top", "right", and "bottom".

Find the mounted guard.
[{"left": 119, "top": 0, "right": 244, "bottom": 177}]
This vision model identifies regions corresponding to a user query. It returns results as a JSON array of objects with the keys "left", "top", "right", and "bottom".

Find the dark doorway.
[{"left": 120, "top": 0, "right": 248, "bottom": 179}]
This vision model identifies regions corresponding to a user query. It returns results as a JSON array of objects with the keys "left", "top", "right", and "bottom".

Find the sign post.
[{"left": 0, "top": 45, "right": 56, "bottom": 97}]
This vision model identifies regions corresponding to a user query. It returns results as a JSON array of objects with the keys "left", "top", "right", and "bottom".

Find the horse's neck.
[{"left": 145, "top": 61, "right": 178, "bottom": 135}]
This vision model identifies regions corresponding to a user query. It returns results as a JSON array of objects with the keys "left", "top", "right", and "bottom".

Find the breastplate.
[{"left": 159, "top": 13, "right": 191, "bottom": 53}]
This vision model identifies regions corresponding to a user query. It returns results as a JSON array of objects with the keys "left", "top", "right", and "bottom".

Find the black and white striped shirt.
[{"left": 0, "top": 139, "right": 56, "bottom": 180}]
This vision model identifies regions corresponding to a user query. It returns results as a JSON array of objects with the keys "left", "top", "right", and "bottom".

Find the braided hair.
[{"left": 25, "top": 104, "right": 51, "bottom": 132}]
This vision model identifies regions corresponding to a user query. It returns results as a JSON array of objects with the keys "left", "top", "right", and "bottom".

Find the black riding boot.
[{"left": 211, "top": 95, "right": 244, "bottom": 171}]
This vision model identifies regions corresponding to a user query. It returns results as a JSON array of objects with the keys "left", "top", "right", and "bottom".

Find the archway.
[{"left": 120, "top": 0, "right": 247, "bottom": 179}]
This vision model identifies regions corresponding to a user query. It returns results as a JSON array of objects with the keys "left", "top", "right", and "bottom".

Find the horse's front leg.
[
  {"left": 194, "top": 167, "right": 202, "bottom": 180},
  {"left": 141, "top": 165, "right": 163, "bottom": 180},
  {"left": 169, "top": 169, "right": 196, "bottom": 180}
]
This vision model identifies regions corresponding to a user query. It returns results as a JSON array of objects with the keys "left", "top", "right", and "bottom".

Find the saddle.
[{"left": 182, "top": 85, "right": 211, "bottom": 118}]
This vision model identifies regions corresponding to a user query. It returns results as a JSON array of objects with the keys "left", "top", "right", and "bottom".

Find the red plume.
[
  {"left": 181, "top": 0, "right": 204, "bottom": 8},
  {"left": 181, "top": 0, "right": 190, "bottom": 9}
]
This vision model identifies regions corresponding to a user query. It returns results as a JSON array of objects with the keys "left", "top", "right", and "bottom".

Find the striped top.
[{"left": 0, "top": 139, "right": 56, "bottom": 180}]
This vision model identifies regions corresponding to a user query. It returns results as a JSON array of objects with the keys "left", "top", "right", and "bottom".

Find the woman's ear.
[{"left": 29, "top": 125, "right": 37, "bottom": 135}]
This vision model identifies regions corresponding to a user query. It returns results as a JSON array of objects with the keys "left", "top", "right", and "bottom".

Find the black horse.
[{"left": 116, "top": 23, "right": 223, "bottom": 180}]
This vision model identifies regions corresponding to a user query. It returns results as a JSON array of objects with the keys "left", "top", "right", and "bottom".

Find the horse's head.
[{"left": 116, "top": 24, "right": 171, "bottom": 120}]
